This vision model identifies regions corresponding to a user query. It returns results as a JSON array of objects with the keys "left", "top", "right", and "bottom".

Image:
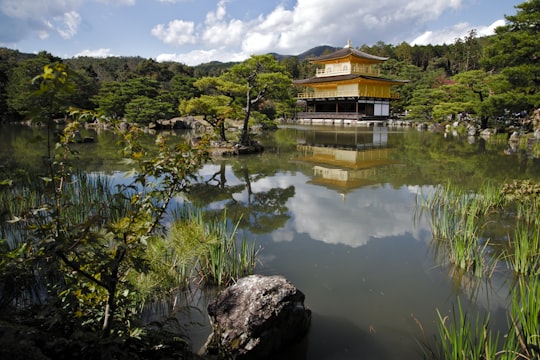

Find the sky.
[{"left": 0, "top": 0, "right": 525, "bottom": 66}]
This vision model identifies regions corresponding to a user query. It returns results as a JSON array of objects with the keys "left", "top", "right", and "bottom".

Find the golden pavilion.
[{"left": 293, "top": 41, "right": 408, "bottom": 122}]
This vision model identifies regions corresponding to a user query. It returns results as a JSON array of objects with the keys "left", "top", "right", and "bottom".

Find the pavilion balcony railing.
[
  {"left": 297, "top": 90, "right": 400, "bottom": 100},
  {"left": 315, "top": 64, "right": 380, "bottom": 77},
  {"left": 296, "top": 112, "right": 365, "bottom": 120}
]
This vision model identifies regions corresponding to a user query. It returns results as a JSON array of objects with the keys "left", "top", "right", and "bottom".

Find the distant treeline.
[{"left": 0, "top": 0, "right": 537, "bottom": 125}]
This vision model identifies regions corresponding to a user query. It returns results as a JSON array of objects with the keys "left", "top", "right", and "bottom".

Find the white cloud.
[
  {"left": 1, "top": 0, "right": 510, "bottom": 65},
  {"left": 75, "top": 48, "right": 115, "bottom": 57},
  {"left": 242, "top": 32, "right": 279, "bottom": 54},
  {"left": 56, "top": 11, "right": 81, "bottom": 39},
  {"left": 0, "top": 0, "right": 84, "bottom": 41},
  {"left": 96, "top": 0, "right": 135, "bottom": 5},
  {"left": 205, "top": 0, "right": 227, "bottom": 24},
  {"left": 410, "top": 19, "right": 505, "bottom": 45},
  {"left": 151, "top": 19, "right": 197, "bottom": 45},
  {"left": 202, "top": 18, "right": 245, "bottom": 46},
  {"left": 479, "top": 19, "right": 506, "bottom": 36},
  {"left": 156, "top": 48, "right": 248, "bottom": 65},
  {"left": 151, "top": 0, "right": 476, "bottom": 65}
]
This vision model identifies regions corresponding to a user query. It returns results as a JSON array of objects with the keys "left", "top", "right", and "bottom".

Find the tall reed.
[
  {"left": 505, "top": 276, "right": 540, "bottom": 359},
  {"left": 502, "top": 180, "right": 540, "bottom": 276},
  {"left": 434, "top": 298, "right": 500, "bottom": 360},
  {"left": 131, "top": 206, "right": 260, "bottom": 303},
  {"left": 421, "top": 180, "right": 540, "bottom": 360},
  {"left": 0, "top": 171, "right": 134, "bottom": 307},
  {"left": 421, "top": 182, "right": 502, "bottom": 277},
  {"left": 199, "top": 210, "right": 259, "bottom": 287}
]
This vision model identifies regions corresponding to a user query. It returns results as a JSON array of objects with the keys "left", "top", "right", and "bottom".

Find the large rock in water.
[{"left": 203, "top": 274, "right": 311, "bottom": 359}]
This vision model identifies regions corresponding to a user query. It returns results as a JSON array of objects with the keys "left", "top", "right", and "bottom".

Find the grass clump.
[
  {"left": 421, "top": 182, "right": 504, "bottom": 277},
  {"left": 419, "top": 179, "right": 540, "bottom": 360},
  {"left": 132, "top": 206, "right": 260, "bottom": 303},
  {"left": 431, "top": 298, "right": 500, "bottom": 360},
  {"left": 501, "top": 180, "right": 540, "bottom": 276}
]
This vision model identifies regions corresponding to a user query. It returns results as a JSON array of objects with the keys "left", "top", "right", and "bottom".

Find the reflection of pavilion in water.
[{"left": 295, "top": 127, "right": 397, "bottom": 191}]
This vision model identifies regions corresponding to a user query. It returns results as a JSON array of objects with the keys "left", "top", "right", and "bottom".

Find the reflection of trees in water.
[{"left": 188, "top": 161, "right": 295, "bottom": 234}]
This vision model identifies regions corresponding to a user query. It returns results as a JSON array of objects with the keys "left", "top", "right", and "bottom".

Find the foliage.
[
  {"left": 432, "top": 298, "right": 499, "bottom": 360},
  {"left": 179, "top": 76, "right": 241, "bottom": 141},
  {"left": 221, "top": 54, "right": 292, "bottom": 145},
  {"left": 92, "top": 77, "right": 167, "bottom": 122},
  {"left": 6, "top": 53, "right": 63, "bottom": 121},
  {"left": 421, "top": 182, "right": 504, "bottom": 277},
  {"left": 501, "top": 180, "right": 540, "bottom": 276},
  {"left": 124, "top": 95, "right": 176, "bottom": 125},
  {"left": 1, "top": 0, "right": 538, "bottom": 128},
  {"left": 421, "top": 179, "right": 540, "bottom": 360},
  {"left": 0, "top": 63, "right": 211, "bottom": 359},
  {"left": 481, "top": 0, "right": 540, "bottom": 115},
  {"left": 131, "top": 206, "right": 259, "bottom": 302}
]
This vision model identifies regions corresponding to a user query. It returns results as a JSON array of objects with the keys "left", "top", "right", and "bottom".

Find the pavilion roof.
[
  {"left": 293, "top": 74, "right": 409, "bottom": 85},
  {"left": 310, "top": 47, "right": 388, "bottom": 63}
]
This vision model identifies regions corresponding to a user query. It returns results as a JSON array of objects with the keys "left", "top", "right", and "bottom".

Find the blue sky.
[{"left": 0, "top": 0, "right": 524, "bottom": 66}]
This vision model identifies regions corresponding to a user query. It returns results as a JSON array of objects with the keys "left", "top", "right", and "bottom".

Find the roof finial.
[{"left": 345, "top": 40, "right": 352, "bottom": 48}]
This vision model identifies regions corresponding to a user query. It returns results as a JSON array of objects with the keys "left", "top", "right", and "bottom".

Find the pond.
[{"left": 2, "top": 124, "right": 540, "bottom": 359}]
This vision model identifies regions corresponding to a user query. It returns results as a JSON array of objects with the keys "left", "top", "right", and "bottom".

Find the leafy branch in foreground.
[{"left": 2, "top": 62, "right": 211, "bottom": 359}]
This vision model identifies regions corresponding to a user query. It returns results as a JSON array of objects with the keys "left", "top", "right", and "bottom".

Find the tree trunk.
[
  {"left": 218, "top": 119, "right": 227, "bottom": 142},
  {"left": 100, "top": 286, "right": 117, "bottom": 360},
  {"left": 240, "top": 90, "right": 251, "bottom": 146},
  {"left": 100, "top": 247, "right": 124, "bottom": 360}
]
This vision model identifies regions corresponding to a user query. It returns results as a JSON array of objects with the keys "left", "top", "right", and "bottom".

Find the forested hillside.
[{"left": 0, "top": 0, "right": 537, "bottom": 127}]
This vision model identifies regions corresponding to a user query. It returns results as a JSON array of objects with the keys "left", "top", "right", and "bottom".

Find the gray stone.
[{"left": 203, "top": 274, "right": 311, "bottom": 359}]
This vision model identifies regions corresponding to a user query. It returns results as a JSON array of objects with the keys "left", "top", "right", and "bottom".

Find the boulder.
[{"left": 203, "top": 274, "right": 311, "bottom": 359}]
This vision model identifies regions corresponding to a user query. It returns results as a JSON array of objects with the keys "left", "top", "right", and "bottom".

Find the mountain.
[{"left": 270, "top": 45, "right": 340, "bottom": 62}]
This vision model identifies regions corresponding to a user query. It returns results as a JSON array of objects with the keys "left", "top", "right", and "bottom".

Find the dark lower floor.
[{"left": 298, "top": 98, "right": 391, "bottom": 117}]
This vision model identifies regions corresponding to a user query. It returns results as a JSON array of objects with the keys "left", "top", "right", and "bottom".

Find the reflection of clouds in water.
[{"left": 252, "top": 173, "right": 432, "bottom": 248}]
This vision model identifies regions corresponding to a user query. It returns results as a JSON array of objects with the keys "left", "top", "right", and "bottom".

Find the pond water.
[{"left": 2, "top": 124, "right": 540, "bottom": 359}]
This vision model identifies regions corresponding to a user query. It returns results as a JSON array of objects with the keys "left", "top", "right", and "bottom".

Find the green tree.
[
  {"left": 222, "top": 54, "right": 291, "bottom": 145},
  {"left": 93, "top": 81, "right": 126, "bottom": 119},
  {"left": 280, "top": 56, "right": 301, "bottom": 79},
  {"left": 395, "top": 42, "right": 413, "bottom": 64},
  {"left": 179, "top": 94, "right": 235, "bottom": 141},
  {"left": 407, "top": 87, "right": 448, "bottom": 121},
  {"left": 93, "top": 77, "right": 162, "bottom": 120},
  {"left": 124, "top": 95, "right": 176, "bottom": 125},
  {"left": 121, "top": 77, "right": 160, "bottom": 99},
  {"left": 180, "top": 76, "right": 242, "bottom": 141},
  {"left": 452, "top": 70, "right": 492, "bottom": 127},
  {"left": 6, "top": 52, "right": 63, "bottom": 121},
  {"left": 482, "top": 0, "right": 540, "bottom": 115},
  {"left": 0, "top": 48, "right": 29, "bottom": 122},
  {"left": 170, "top": 73, "right": 199, "bottom": 101},
  {"left": 452, "top": 29, "right": 482, "bottom": 73}
]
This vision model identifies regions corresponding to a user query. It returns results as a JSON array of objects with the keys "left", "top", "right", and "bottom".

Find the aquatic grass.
[
  {"left": 434, "top": 298, "right": 500, "bottom": 360},
  {"left": 200, "top": 211, "right": 260, "bottom": 287},
  {"left": 0, "top": 171, "right": 137, "bottom": 308},
  {"left": 421, "top": 182, "right": 501, "bottom": 277},
  {"left": 0, "top": 172, "right": 135, "bottom": 248},
  {"left": 506, "top": 276, "right": 540, "bottom": 359},
  {"left": 133, "top": 206, "right": 260, "bottom": 300},
  {"left": 502, "top": 181, "right": 540, "bottom": 276},
  {"left": 419, "top": 180, "right": 540, "bottom": 360},
  {"left": 507, "top": 221, "right": 540, "bottom": 276},
  {"left": 131, "top": 207, "right": 216, "bottom": 301}
]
